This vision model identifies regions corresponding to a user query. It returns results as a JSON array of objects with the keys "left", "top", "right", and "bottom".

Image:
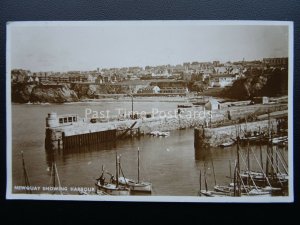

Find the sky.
[{"left": 8, "top": 21, "right": 290, "bottom": 72}]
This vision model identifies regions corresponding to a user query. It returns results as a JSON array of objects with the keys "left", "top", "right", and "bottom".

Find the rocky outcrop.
[
  {"left": 224, "top": 68, "right": 288, "bottom": 100},
  {"left": 11, "top": 83, "right": 36, "bottom": 103},
  {"left": 30, "top": 84, "right": 79, "bottom": 103},
  {"left": 71, "top": 83, "right": 129, "bottom": 99},
  {"left": 71, "top": 83, "right": 98, "bottom": 99}
]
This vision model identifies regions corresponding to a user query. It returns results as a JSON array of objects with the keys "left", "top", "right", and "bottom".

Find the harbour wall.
[
  {"left": 194, "top": 118, "right": 278, "bottom": 148},
  {"left": 45, "top": 103, "right": 287, "bottom": 150}
]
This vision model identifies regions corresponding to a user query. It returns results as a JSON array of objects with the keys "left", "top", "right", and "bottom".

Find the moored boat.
[
  {"left": 220, "top": 140, "right": 235, "bottom": 148},
  {"left": 149, "top": 131, "right": 170, "bottom": 137},
  {"left": 95, "top": 155, "right": 130, "bottom": 196},
  {"left": 117, "top": 177, "right": 152, "bottom": 192},
  {"left": 119, "top": 148, "right": 152, "bottom": 193},
  {"left": 95, "top": 182, "right": 130, "bottom": 195},
  {"left": 239, "top": 170, "right": 288, "bottom": 188},
  {"left": 214, "top": 183, "right": 272, "bottom": 196},
  {"left": 270, "top": 136, "right": 288, "bottom": 145},
  {"left": 177, "top": 104, "right": 192, "bottom": 108}
]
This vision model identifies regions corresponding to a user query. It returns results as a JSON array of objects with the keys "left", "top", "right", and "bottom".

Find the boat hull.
[
  {"left": 129, "top": 183, "right": 152, "bottom": 192},
  {"left": 95, "top": 182, "right": 130, "bottom": 196},
  {"left": 240, "top": 171, "right": 289, "bottom": 188},
  {"left": 117, "top": 177, "right": 152, "bottom": 192}
]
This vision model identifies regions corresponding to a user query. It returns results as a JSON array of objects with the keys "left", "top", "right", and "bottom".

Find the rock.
[
  {"left": 11, "top": 83, "right": 35, "bottom": 103},
  {"left": 30, "top": 84, "right": 78, "bottom": 103},
  {"left": 224, "top": 68, "right": 288, "bottom": 100},
  {"left": 71, "top": 83, "right": 98, "bottom": 99}
]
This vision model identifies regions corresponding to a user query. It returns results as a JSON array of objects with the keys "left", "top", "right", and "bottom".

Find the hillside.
[{"left": 223, "top": 68, "right": 288, "bottom": 100}]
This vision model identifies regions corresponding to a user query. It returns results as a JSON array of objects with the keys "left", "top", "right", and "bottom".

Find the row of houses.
[
  {"left": 23, "top": 74, "right": 119, "bottom": 84},
  {"left": 137, "top": 85, "right": 189, "bottom": 95},
  {"left": 208, "top": 74, "right": 241, "bottom": 88},
  {"left": 137, "top": 81, "right": 189, "bottom": 94}
]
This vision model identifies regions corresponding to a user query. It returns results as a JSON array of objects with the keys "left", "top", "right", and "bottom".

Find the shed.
[
  {"left": 253, "top": 96, "right": 269, "bottom": 104},
  {"left": 205, "top": 99, "right": 220, "bottom": 110}
]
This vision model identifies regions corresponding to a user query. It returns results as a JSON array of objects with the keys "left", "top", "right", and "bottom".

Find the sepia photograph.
[{"left": 6, "top": 20, "right": 293, "bottom": 202}]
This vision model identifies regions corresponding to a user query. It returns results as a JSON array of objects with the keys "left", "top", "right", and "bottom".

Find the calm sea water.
[{"left": 11, "top": 100, "right": 289, "bottom": 196}]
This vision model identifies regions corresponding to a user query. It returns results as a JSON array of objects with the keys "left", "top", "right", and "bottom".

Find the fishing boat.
[
  {"left": 246, "top": 189, "right": 271, "bottom": 196},
  {"left": 95, "top": 182, "right": 129, "bottom": 196},
  {"left": 177, "top": 104, "right": 192, "bottom": 108},
  {"left": 219, "top": 140, "right": 235, "bottom": 148},
  {"left": 116, "top": 149, "right": 152, "bottom": 193},
  {"left": 192, "top": 99, "right": 208, "bottom": 106},
  {"left": 198, "top": 162, "right": 228, "bottom": 197},
  {"left": 270, "top": 136, "right": 288, "bottom": 145},
  {"left": 239, "top": 142, "right": 289, "bottom": 189},
  {"left": 95, "top": 155, "right": 130, "bottom": 196},
  {"left": 199, "top": 190, "right": 224, "bottom": 197},
  {"left": 149, "top": 131, "right": 170, "bottom": 137},
  {"left": 214, "top": 183, "right": 272, "bottom": 196},
  {"left": 117, "top": 177, "right": 152, "bottom": 192},
  {"left": 217, "top": 137, "right": 272, "bottom": 197},
  {"left": 239, "top": 133, "right": 265, "bottom": 144},
  {"left": 239, "top": 170, "right": 288, "bottom": 188},
  {"left": 198, "top": 172, "right": 229, "bottom": 197}
]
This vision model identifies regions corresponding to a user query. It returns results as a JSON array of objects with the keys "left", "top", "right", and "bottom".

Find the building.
[
  {"left": 209, "top": 74, "right": 238, "bottom": 88},
  {"left": 253, "top": 96, "right": 269, "bottom": 104},
  {"left": 95, "top": 75, "right": 113, "bottom": 84},
  {"left": 205, "top": 99, "right": 220, "bottom": 110},
  {"left": 263, "top": 57, "right": 288, "bottom": 67},
  {"left": 214, "top": 66, "right": 228, "bottom": 74},
  {"left": 137, "top": 86, "right": 160, "bottom": 94},
  {"left": 213, "top": 61, "right": 220, "bottom": 67},
  {"left": 159, "top": 87, "right": 188, "bottom": 94}
]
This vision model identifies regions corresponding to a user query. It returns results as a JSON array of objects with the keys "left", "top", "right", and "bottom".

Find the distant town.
[{"left": 11, "top": 57, "right": 288, "bottom": 103}]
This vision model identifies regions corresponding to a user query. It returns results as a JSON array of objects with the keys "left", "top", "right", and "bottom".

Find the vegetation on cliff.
[
  {"left": 12, "top": 83, "right": 78, "bottom": 103},
  {"left": 223, "top": 68, "right": 288, "bottom": 100},
  {"left": 30, "top": 84, "right": 79, "bottom": 103}
]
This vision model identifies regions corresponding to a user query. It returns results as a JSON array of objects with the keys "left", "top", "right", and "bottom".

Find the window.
[
  {"left": 68, "top": 117, "right": 72, "bottom": 122},
  {"left": 59, "top": 118, "right": 63, "bottom": 124},
  {"left": 73, "top": 116, "right": 77, "bottom": 122},
  {"left": 64, "top": 117, "right": 67, "bottom": 123}
]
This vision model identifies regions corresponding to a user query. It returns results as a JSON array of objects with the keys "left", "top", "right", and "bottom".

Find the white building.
[
  {"left": 137, "top": 85, "right": 160, "bottom": 94},
  {"left": 209, "top": 74, "right": 237, "bottom": 88},
  {"left": 205, "top": 99, "right": 220, "bottom": 111}
]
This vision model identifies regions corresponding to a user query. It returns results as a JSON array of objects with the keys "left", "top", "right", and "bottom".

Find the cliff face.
[
  {"left": 224, "top": 68, "right": 288, "bottom": 100},
  {"left": 30, "top": 84, "right": 79, "bottom": 103},
  {"left": 11, "top": 84, "right": 79, "bottom": 103},
  {"left": 11, "top": 84, "right": 36, "bottom": 103},
  {"left": 71, "top": 83, "right": 129, "bottom": 99},
  {"left": 71, "top": 83, "right": 98, "bottom": 99}
]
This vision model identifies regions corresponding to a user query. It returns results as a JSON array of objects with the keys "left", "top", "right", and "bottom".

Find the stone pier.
[
  {"left": 194, "top": 118, "right": 278, "bottom": 148},
  {"left": 45, "top": 103, "right": 287, "bottom": 150}
]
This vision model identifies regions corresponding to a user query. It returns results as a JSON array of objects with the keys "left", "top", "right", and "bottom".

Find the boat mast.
[
  {"left": 259, "top": 127, "right": 263, "bottom": 170},
  {"left": 116, "top": 152, "right": 119, "bottom": 188},
  {"left": 210, "top": 156, "right": 217, "bottom": 186},
  {"left": 204, "top": 172, "right": 208, "bottom": 192},
  {"left": 199, "top": 169, "right": 202, "bottom": 193},
  {"left": 266, "top": 111, "right": 270, "bottom": 182},
  {"left": 138, "top": 147, "right": 140, "bottom": 184},
  {"left": 247, "top": 140, "right": 250, "bottom": 186},
  {"left": 21, "top": 151, "right": 32, "bottom": 194},
  {"left": 270, "top": 134, "right": 274, "bottom": 179},
  {"left": 54, "top": 162, "right": 63, "bottom": 195},
  {"left": 229, "top": 160, "right": 232, "bottom": 183},
  {"left": 119, "top": 155, "right": 121, "bottom": 177},
  {"left": 236, "top": 136, "right": 241, "bottom": 196}
]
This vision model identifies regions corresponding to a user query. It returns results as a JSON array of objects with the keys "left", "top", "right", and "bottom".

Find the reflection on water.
[{"left": 12, "top": 103, "right": 289, "bottom": 196}]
